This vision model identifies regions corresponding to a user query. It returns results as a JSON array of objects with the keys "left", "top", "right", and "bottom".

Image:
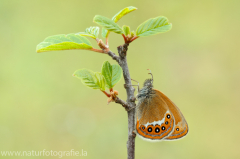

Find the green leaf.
[
  {"left": 101, "top": 61, "right": 122, "bottom": 89},
  {"left": 76, "top": 32, "right": 95, "bottom": 39},
  {"left": 93, "top": 15, "right": 123, "bottom": 34},
  {"left": 111, "top": 64, "right": 122, "bottom": 87},
  {"left": 36, "top": 34, "right": 92, "bottom": 53},
  {"left": 102, "top": 6, "right": 137, "bottom": 38},
  {"left": 112, "top": 6, "right": 137, "bottom": 23},
  {"left": 101, "top": 61, "right": 112, "bottom": 88},
  {"left": 102, "top": 28, "right": 108, "bottom": 38},
  {"left": 85, "top": 26, "right": 99, "bottom": 38},
  {"left": 73, "top": 69, "right": 106, "bottom": 91},
  {"left": 94, "top": 72, "right": 106, "bottom": 91},
  {"left": 136, "top": 16, "right": 172, "bottom": 37},
  {"left": 130, "top": 31, "right": 135, "bottom": 37},
  {"left": 122, "top": 25, "right": 130, "bottom": 36},
  {"left": 77, "top": 26, "right": 99, "bottom": 39}
]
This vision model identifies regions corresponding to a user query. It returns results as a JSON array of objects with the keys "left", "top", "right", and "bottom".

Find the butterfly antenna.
[{"left": 147, "top": 69, "right": 153, "bottom": 83}]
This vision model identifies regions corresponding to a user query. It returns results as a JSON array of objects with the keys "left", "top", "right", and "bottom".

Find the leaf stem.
[
  {"left": 106, "top": 37, "right": 109, "bottom": 47},
  {"left": 130, "top": 36, "right": 139, "bottom": 42},
  {"left": 122, "top": 34, "right": 128, "bottom": 43},
  {"left": 91, "top": 48, "right": 107, "bottom": 54},
  {"left": 101, "top": 90, "right": 111, "bottom": 97}
]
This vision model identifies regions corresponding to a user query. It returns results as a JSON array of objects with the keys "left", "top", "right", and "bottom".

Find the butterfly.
[{"left": 133, "top": 70, "right": 188, "bottom": 141}]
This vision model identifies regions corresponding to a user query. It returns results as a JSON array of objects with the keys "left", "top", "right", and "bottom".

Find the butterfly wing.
[
  {"left": 136, "top": 89, "right": 175, "bottom": 140},
  {"left": 154, "top": 89, "right": 189, "bottom": 140}
]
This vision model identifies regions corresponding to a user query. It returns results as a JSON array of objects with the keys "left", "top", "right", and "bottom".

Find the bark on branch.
[{"left": 114, "top": 96, "right": 131, "bottom": 111}]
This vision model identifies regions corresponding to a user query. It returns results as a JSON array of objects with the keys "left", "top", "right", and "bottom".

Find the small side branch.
[
  {"left": 107, "top": 51, "right": 120, "bottom": 63},
  {"left": 114, "top": 96, "right": 131, "bottom": 110}
]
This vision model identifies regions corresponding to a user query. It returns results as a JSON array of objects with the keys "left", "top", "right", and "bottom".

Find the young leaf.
[
  {"left": 76, "top": 32, "right": 96, "bottom": 39},
  {"left": 101, "top": 28, "right": 108, "bottom": 38},
  {"left": 93, "top": 15, "right": 123, "bottom": 34},
  {"left": 36, "top": 34, "right": 92, "bottom": 53},
  {"left": 111, "top": 64, "right": 122, "bottom": 87},
  {"left": 122, "top": 25, "right": 130, "bottom": 36},
  {"left": 112, "top": 6, "right": 137, "bottom": 23},
  {"left": 136, "top": 16, "right": 172, "bottom": 37},
  {"left": 101, "top": 61, "right": 112, "bottom": 88},
  {"left": 101, "top": 61, "right": 122, "bottom": 89},
  {"left": 130, "top": 31, "right": 135, "bottom": 37},
  {"left": 86, "top": 26, "right": 99, "bottom": 38},
  {"left": 73, "top": 69, "right": 106, "bottom": 91},
  {"left": 94, "top": 72, "right": 106, "bottom": 91},
  {"left": 77, "top": 26, "right": 99, "bottom": 39},
  {"left": 102, "top": 6, "right": 137, "bottom": 38}
]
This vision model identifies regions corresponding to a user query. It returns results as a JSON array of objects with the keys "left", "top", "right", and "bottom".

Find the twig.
[
  {"left": 114, "top": 96, "right": 131, "bottom": 111},
  {"left": 102, "top": 89, "right": 131, "bottom": 110},
  {"left": 107, "top": 50, "right": 121, "bottom": 63}
]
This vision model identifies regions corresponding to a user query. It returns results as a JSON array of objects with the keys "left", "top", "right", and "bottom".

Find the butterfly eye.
[
  {"left": 166, "top": 114, "right": 171, "bottom": 119},
  {"left": 176, "top": 128, "right": 179, "bottom": 131},
  {"left": 141, "top": 126, "right": 145, "bottom": 130},
  {"left": 165, "top": 121, "right": 168, "bottom": 125}
]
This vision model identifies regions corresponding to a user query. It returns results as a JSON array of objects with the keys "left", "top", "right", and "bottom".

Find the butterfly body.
[{"left": 136, "top": 77, "right": 188, "bottom": 141}]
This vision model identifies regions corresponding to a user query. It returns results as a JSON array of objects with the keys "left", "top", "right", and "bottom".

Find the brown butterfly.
[{"left": 133, "top": 70, "right": 188, "bottom": 141}]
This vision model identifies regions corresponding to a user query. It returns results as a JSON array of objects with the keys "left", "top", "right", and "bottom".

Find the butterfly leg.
[
  {"left": 123, "top": 79, "right": 139, "bottom": 112},
  {"left": 131, "top": 79, "right": 140, "bottom": 92},
  {"left": 123, "top": 79, "right": 140, "bottom": 92},
  {"left": 132, "top": 130, "right": 136, "bottom": 138},
  {"left": 124, "top": 84, "right": 139, "bottom": 90}
]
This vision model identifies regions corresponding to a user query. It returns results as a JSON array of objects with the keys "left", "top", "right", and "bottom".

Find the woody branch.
[
  {"left": 100, "top": 42, "right": 136, "bottom": 159},
  {"left": 115, "top": 44, "right": 136, "bottom": 159}
]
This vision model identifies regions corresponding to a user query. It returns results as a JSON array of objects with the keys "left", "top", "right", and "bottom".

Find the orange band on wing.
[
  {"left": 136, "top": 118, "right": 174, "bottom": 140},
  {"left": 165, "top": 124, "right": 188, "bottom": 140}
]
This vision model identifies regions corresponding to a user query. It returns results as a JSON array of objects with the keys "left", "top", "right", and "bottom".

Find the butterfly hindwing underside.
[{"left": 136, "top": 87, "right": 188, "bottom": 141}]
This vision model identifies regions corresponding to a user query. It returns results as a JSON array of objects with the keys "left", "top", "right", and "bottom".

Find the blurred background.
[{"left": 0, "top": 0, "right": 240, "bottom": 158}]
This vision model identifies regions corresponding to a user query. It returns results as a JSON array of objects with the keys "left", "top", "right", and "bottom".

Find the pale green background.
[{"left": 0, "top": 0, "right": 240, "bottom": 159}]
